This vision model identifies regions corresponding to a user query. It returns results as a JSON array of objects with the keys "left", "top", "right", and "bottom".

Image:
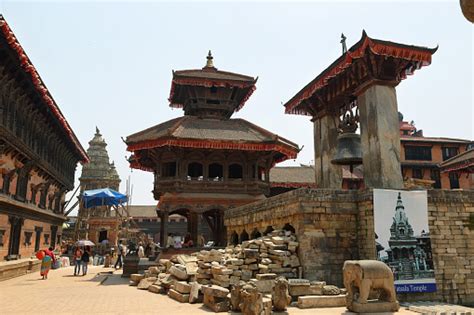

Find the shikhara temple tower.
[
  {"left": 385, "top": 193, "right": 431, "bottom": 280},
  {"left": 126, "top": 52, "right": 299, "bottom": 246},
  {"left": 75, "top": 127, "right": 121, "bottom": 241}
]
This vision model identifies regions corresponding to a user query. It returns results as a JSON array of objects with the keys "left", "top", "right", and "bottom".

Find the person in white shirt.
[{"left": 138, "top": 243, "right": 145, "bottom": 258}]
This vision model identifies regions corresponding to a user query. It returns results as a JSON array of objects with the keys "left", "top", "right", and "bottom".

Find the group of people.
[
  {"left": 166, "top": 233, "right": 205, "bottom": 248},
  {"left": 73, "top": 246, "right": 91, "bottom": 276}
]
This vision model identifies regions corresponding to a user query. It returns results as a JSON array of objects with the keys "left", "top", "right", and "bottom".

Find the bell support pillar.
[
  {"left": 357, "top": 85, "right": 403, "bottom": 189},
  {"left": 313, "top": 114, "right": 342, "bottom": 188}
]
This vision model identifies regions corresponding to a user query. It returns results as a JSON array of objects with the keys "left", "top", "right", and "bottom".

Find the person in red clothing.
[{"left": 40, "top": 247, "right": 56, "bottom": 280}]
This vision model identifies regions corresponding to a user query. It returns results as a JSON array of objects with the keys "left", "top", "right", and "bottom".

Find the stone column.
[
  {"left": 357, "top": 85, "right": 403, "bottom": 189},
  {"left": 313, "top": 115, "right": 342, "bottom": 188},
  {"left": 189, "top": 212, "right": 199, "bottom": 245},
  {"left": 159, "top": 211, "right": 168, "bottom": 246}
]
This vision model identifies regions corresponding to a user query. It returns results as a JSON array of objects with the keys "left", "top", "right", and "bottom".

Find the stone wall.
[
  {"left": 427, "top": 190, "right": 474, "bottom": 306},
  {"left": 225, "top": 188, "right": 474, "bottom": 305},
  {"left": 225, "top": 188, "right": 362, "bottom": 286}
]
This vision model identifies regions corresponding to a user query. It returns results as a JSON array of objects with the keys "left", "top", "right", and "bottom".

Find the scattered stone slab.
[
  {"left": 297, "top": 294, "right": 346, "bottom": 308},
  {"left": 148, "top": 284, "right": 164, "bottom": 294},
  {"left": 130, "top": 274, "right": 145, "bottom": 282},
  {"left": 403, "top": 302, "right": 474, "bottom": 314},
  {"left": 189, "top": 282, "right": 202, "bottom": 303},
  {"left": 201, "top": 285, "right": 229, "bottom": 298},
  {"left": 137, "top": 277, "right": 157, "bottom": 290},
  {"left": 168, "top": 288, "right": 190, "bottom": 303},
  {"left": 174, "top": 281, "right": 191, "bottom": 294},
  {"left": 169, "top": 265, "right": 188, "bottom": 280},
  {"left": 322, "top": 284, "right": 340, "bottom": 295}
]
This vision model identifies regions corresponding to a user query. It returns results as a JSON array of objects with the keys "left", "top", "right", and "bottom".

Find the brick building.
[
  {"left": 0, "top": 16, "right": 88, "bottom": 261},
  {"left": 399, "top": 119, "right": 472, "bottom": 189}
]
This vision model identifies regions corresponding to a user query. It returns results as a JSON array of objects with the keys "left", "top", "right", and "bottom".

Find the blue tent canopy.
[{"left": 81, "top": 188, "right": 128, "bottom": 209}]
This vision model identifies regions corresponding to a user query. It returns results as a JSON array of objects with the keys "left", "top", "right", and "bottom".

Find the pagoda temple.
[
  {"left": 74, "top": 127, "right": 121, "bottom": 242},
  {"left": 126, "top": 52, "right": 299, "bottom": 246}
]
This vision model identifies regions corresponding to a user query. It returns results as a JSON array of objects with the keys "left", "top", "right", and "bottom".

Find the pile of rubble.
[{"left": 128, "top": 229, "right": 346, "bottom": 313}]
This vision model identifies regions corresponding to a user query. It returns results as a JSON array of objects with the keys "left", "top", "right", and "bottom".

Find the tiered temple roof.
[{"left": 127, "top": 52, "right": 299, "bottom": 171}]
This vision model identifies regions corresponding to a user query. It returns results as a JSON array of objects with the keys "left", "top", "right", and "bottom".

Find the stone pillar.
[
  {"left": 313, "top": 115, "right": 342, "bottom": 188},
  {"left": 189, "top": 212, "right": 199, "bottom": 245},
  {"left": 159, "top": 211, "right": 168, "bottom": 246},
  {"left": 358, "top": 85, "right": 403, "bottom": 189}
]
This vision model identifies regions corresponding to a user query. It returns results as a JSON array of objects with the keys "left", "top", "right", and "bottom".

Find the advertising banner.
[{"left": 373, "top": 189, "right": 436, "bottom": 293}]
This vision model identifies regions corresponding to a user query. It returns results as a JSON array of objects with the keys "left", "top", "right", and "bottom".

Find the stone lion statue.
[{"left": 272, "top": 276, "right": 291, "bottom": 311}]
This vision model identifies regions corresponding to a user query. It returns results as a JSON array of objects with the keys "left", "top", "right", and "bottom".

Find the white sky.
[{"left": 1, "top": 1, "right": 472, "bottom": 208}]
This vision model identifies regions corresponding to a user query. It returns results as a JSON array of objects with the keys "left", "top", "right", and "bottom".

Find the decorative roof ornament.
[
  {"left": 341, "top": 33, "right": 347, "bottom": 55},
  {"left": 204, "top": 50, "right": 215, "bottom": 69}
]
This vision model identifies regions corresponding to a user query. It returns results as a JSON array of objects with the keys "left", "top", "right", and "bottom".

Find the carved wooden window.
[
  {"left": 405, "top": 146, "right": 432, "bottom": 161},
  {"left": 15, "top": 164, "right": 31, "bottom": 202},
  {"left": 24, "top": 231, "right": 33, "bottom": 246},
  {"left": 228, "top": 164, "right": 243, "bottom": 179},
  {"left": 161, "top": 162, "right": 176, "bottom": 177},
  {"left": 412, "top": 168, "right": 423, "bottom": 179},
  {"left": 187, "top": 162, "right": 203, "bottom": 179},
  {"left": 39, "top": 185, "right": 49, "bottom": 209},
  {"left": 43, "top": 234, "right": 50, "bottom": 245},
  {"left": 430, "top": 170, "right": 441, "bottom": 189},
  {"left": 0, "top": 230, "right": 4, "bottom": 247},
  {"left": 449, "top": 172, "right": 460, "bottom": 189},
  {"left": 442, "top": 147, "right": 459, "bottom": 161},
  {"left": 208, "top": 163, "right": 223, "bottom": 180}
]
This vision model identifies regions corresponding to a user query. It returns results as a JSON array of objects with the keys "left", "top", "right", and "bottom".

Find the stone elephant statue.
[{"left": 343, "top": 260, "right": 397, "bottom": 306}]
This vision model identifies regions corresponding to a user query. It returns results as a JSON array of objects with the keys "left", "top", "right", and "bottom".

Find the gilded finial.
[
  {"left": 205, "top": 50, "right": 214, "bottom": 68},
  {"left": 341, "top": 33, "right": 347, "bottom": 55}
]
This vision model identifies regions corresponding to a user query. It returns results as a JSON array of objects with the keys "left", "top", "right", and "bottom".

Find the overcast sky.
[{"left": 1, "top": 1, "right": 472, "bottom": 208}]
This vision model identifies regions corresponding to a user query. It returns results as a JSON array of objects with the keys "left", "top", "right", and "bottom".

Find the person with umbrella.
[
  {"left": 81, "top": 246, "right": 91, "bottom": 276},
  {"left": 73, "top": 246, "right": 83, "bottom": 276}
]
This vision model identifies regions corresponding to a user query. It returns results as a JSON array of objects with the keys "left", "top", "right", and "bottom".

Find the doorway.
[{"left": 98, "top": 230, "right": 108, "bottom": 243}]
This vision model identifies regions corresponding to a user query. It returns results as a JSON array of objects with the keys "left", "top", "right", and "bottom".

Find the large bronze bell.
[{"left": 331, "top": 132, "right": 363, "bottom": 167}]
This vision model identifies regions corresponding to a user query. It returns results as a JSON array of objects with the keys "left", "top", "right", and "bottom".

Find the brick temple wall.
[
  {"left": 0, "top": 213, "right": 62, "bottom": 260},
  {"left": 225, "top": 188, "right": 474, "bottom": 305}
]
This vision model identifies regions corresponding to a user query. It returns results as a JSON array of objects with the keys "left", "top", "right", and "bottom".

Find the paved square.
[{"left": 0, "top": 266, "right": 418, "bottom": 314}]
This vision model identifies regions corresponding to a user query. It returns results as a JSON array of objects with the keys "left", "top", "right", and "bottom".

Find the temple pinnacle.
[
  {"left": 205, "top": 50, "right": 214, "bottom": 68},
  {"left": 95, "top": 126, "right": 100, "bottom": 135},
  {"left": 341, "top": 33, "right": 347, "bottom": 55}
]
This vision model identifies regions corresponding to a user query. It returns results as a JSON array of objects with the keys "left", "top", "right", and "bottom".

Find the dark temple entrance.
[{"left": 7, "top": 216, "right": 24, "bottom": 260}]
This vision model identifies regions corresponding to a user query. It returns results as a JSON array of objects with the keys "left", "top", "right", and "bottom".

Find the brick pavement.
[{"left": 0, "top": 265, "right": 418, "bottom": 314}]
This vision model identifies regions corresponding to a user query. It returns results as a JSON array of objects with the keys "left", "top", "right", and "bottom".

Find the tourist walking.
[
  {"left": 82, "top": 246, "right": 90, "bottom": 276},
  {"left": 40, "top": 247, "right": 56, "bottom": 280},
  {"left": 114, "top": 240, "right": 124, "bottom": 269},
  {"left": 198, "top": 234, "right": 205, "bottom": 248},
  {"left": 138, "top": 242, "right": 145, "bottom": 258},
  {"left": 166, "top": 233, "right": 174, "bottom": 248},
  {"left": 73, "top": 247, "right": 83, "bottom": 276}
]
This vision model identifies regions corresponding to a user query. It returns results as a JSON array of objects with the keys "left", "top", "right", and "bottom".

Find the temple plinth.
[
  {"left": 284, "top": 31, "right": 437, "bottom": 189},
  {"left": 126, "top": 52, "right": 299, "bottom": 246}
]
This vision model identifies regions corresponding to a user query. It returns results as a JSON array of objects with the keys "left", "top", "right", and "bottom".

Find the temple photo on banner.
[{"left": 373, "top": 189, "right": 436, "bottom": 293}]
